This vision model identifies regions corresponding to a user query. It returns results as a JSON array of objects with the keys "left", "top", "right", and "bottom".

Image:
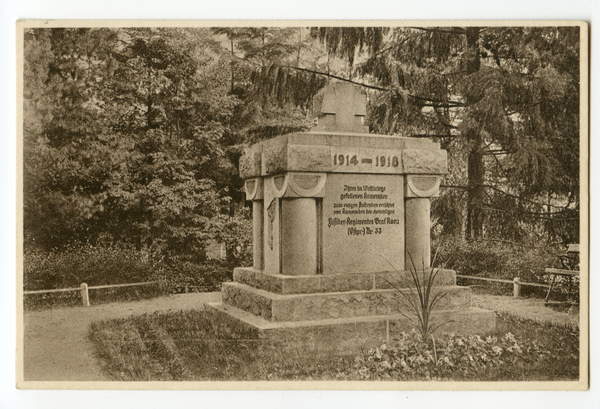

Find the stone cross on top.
[{"left": 312, "top": 82, "right": 369, "bottom": 133}]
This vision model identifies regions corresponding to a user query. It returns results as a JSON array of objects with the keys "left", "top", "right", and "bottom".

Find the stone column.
[
  {"left": 245, "top": 178, "right": 264, "bottom": 270},
  {"left": 262, "top": 176, "right": 284, "bottom": 275},
  {"left": 252, "top": 200, "right": 263, "bottom": 270},
  {"left": 404, "top": 175, "right": 441, "bottom": 270},
  {"left": 405, "top": 198, "right": 431, "bottom": 270},
  {"left": 280, "top": 198, "right": 318, "bottom": 275},
  {"left": 275, "top": 173, "right": 327, "bottom": 276}
]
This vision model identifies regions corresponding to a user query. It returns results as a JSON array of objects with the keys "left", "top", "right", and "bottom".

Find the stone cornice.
[{"left": 239, "top": 132, "right": 447, "bottom": 179}]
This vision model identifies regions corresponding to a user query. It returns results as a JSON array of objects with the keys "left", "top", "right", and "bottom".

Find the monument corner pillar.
[
  {"left": 404, "top": 175, "right": 442, "bottom": 270},
  {"left": 245, "top": 178, "right": 264, "bottom": 270}
]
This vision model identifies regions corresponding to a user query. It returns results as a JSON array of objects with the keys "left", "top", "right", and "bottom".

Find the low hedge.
[
  {"left": 156, "top": 260, "right": 234, "bottom": 294},
  {"left": 23, "top": 245, "right": 238, "bottom": 309},
  {"left": 433, "top": 238, "right": 569, "bottom": 297}
]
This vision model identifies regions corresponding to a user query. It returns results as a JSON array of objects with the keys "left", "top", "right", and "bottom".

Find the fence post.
[
  {"left": 513, "top": 277, "right": 521, "bottom": 298},
  {"left": 80, "top": 283, "right": 90, "bottom": 306}
]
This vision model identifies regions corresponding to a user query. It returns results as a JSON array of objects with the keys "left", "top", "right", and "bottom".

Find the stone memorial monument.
[{"left": 208, "top": 82, "right": 495, "bottom": 355}]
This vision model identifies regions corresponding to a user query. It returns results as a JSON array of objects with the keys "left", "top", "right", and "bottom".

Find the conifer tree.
[{"left": 251, "top": 26, "right": 581, "bottom": 243}]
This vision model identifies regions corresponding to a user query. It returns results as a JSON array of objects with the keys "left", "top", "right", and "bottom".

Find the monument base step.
[
  {"left": 222, "top": 281, "right": 472, "bottom": 322},
  {"left": 206, "top": 302, "right": 496, "bottom": 356},
  {"left": 233, "top": 267, "right": 457, "bottom": 295}
]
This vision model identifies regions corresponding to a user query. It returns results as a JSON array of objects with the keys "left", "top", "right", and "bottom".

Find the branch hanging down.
[
  {"left": 254, "top": 64, "right": 466, "bottom": 109},
  {"left": 442, "top": 184, "right": 578, "bottom": 211},
  {"left": 284, "top": 65, "right": 387, "bottom": 91},
  {"left": 413, "top": 134, "right": 459, "bottom": 138}
]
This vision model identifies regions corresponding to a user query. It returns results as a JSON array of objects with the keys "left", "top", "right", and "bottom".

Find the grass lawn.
[{"left": 89, "top": 308, "right": 579, "bottom": 382}]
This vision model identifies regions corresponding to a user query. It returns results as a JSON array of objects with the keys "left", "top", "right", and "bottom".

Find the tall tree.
[
  {"left": 23, "top": 26, "right": 331, "bottom": 260},
  {"left": 252, "top": 26, "right": 581, "bottom": 243},
  {"left": 211, "top": 27, "right": 323, "bottom": 142},
  {"left": 23, "top": 27, "right": 249, "bottom": 259}
]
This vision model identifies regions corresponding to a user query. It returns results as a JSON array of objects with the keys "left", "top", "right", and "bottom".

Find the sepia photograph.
[{"left": 8, "top": 11, "right": 593, "bottom": 406}]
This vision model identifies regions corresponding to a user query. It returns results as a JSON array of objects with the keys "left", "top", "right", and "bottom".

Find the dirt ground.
[
  {"left": 471, "top": 293, "right": 580, "bottom": 329},
  {"left": 22, "top": 292, "right": 221, "bottom": 382},
  {"left": 21, "top": 291, "right": 579, "bottom": 382}
]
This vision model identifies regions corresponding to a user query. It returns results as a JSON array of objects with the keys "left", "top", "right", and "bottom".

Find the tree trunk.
[
  {"left": 230, "top": 40, "right": 235, "bottom": 94},
  {"left": 465, "top": 27, "right": 481, "bottom": 74},
  {"left": 465, "top": 27, "right": 485, "bottom": 240},
  {"left": 467, "top": 131, "right": 485, "bottom": 239},
  {"left": 297, "top": 28, "right": 302, "bottom": 67},
  {"left": 146, "top": 95, "right": 152, "bottom": 129}
]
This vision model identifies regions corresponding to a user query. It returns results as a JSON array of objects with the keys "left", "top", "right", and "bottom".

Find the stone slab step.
[
  {"left": 206, "top": 302, "right": 496, "bottom": 357},
  {"left": 233, "top": 267, "right": 457, "bottom": 295},
  {"left": 221, "top": 281, "right": 471, "bottom": 322}
]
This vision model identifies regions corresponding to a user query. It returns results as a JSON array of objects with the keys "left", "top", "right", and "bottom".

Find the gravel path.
[
  {"left": 472, "top": 293, "right": 579, "bottom": 329},
  {"left": 22, "top": 291, "right": 579, "bottom": 382},
  {"left": 23, "top": 292, "right": 221, "bottom": 382}
]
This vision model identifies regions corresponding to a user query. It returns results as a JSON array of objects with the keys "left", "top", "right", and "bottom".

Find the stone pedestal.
[
  {"left": 207, "top": 82, "right": 495, "bottom": 355},
  {"left": 208, "top": 268, "right": 495, "bottom": 356}
]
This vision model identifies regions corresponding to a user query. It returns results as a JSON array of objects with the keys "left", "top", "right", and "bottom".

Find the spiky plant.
[{"left": 380, "top": 245, "right": 457, "bottom": 341}]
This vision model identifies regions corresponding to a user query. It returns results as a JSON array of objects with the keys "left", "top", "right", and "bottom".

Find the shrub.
[
  {"left": 23, "top": 245, "right": 168, "bottom": 309},
  {"left": 155, "top": 260, "right": 234, "bottom": 294},
  {"left": 23, "top": 245, "right": 237, "bottom": 310},
  {"left": 24, "top": 245, "right": 158, "bottom": 291},
  {"left": 434, "top": 238, "right": 560, "bottom": 296},
  {"left": 208, "top": 213, "right": 253, "bottom": 268}
]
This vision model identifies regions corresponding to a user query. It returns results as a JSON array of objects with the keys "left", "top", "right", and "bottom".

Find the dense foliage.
[
  {"left": 23, "top": 245, "right": 238, "bottom": 292},
  {"left": 254, "top": 26, "right": 582, "bottom": 244},
  {"left": 23, "top": 245, "right": 166, "bottom": 309},
  {"left": 23, "top": 27, "right": 319, "bottom": 264},
  {"left": 435, "top": 239, "right": 557, "bottom": 282},
  {"left": 23, "top": 245, "right": 241, "bottom": 309},
  {"left": 24, "top": 246, "right": 157, "bottom": 291}
]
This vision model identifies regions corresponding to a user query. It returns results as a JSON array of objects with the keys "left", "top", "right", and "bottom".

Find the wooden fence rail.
[
  {"left": 456, "top": 275, "right": 550, "bottom": 298},
  {"left": 24, "top": 280, "right": 161, "bottom": 307}
]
